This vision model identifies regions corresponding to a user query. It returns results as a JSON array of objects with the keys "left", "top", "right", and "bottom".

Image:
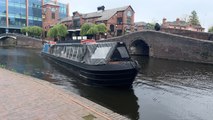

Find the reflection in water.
[
  {"left": 1, "top": 48, "right": 213, "bottom": 120},
  {"left": 73, "top": 84, "right": 139, "bottom": 119},
  {"left": 133, "top": 56, "right": 213, "bottom": 120}
]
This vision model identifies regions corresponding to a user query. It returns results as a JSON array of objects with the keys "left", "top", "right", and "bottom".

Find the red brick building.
[
  {"left": 60, "top": 5, "right": 135, "bottom": 38},
  {"left": 161, "top": 18, "right": 205, "bottom": 32},
  {"left": 42, "top": 0, "right": 69, "bottom": 37}
]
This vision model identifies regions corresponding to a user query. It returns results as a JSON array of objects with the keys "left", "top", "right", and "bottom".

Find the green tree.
[
  {"left": 57, "top": 24, "right": 68, "bottom": 39},
  {"left": 21, "top": 26, "right": 42, "bottom": 37},
  {"left": 145, "top": 23, "right": 155, "bottom": 30},
  {"left": 96, "top": 24, "right": 107, "bottom": 34},
  {"left": 80, "top": 23, "right": 93, "bottom": 36},
  {"left": 47, "top": 24, "right": 68, "bottom": 41},
  {"left": 87, "top": 25, "right": 98, "bottom": 39},
  {"left": 47, "top": 27, "right": 58, "bottom": 39},
  {"left": 96, "top": 24, "right": 107, "bottom": 39},
  {"left": 21, "top": 27, "right": 28, "bottom": 34},
  {"left": 189, "top": 10, "right": 200, "bottom": 25},
  {"left": 208, "top": 26, "right": 213, "bottom": 33}
]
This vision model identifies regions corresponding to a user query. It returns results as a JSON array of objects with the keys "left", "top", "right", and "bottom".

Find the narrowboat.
[{"left": 41, "top": 40, "right": 139, "bottom": 87}]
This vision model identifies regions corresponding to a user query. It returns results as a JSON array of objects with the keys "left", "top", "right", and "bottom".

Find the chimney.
[
  {"left": 163, "top": 18, "right": 167, "bottom": 24},
  {"left": 176, "top": 18, "right": 180, "bottom": 24},
  {"left": 97, "top": 6, "right": 105, "bottom": 12}
]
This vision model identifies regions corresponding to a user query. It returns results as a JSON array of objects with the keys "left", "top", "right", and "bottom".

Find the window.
[
  {"left": 127, "top": 17, "right": 131, "bottom": 25},
  {"left": 111, "top": 47, "right": 130, "bottom": 61},
  {"left": 91, "top": 47, "right": 111, "bottom": 59},
  {"left": 73, "top": 19, "right": 80, "bottom": 28},
  {"left": 117, "top": 17, "right": 123, "bottom": 25},
  {"left": 110, "top": 24, "right": 114, "bottom": 32},
  {"left": 52, "top": 13, "right": 55, "bottom": 19}
]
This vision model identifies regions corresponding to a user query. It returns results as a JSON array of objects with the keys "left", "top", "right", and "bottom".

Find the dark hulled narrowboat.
[{"left": 41, "top": 40, "right": 139, "bottom": 87}]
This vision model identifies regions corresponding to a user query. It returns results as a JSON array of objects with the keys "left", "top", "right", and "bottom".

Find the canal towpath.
[{"left": 0, "top": 68, "right": 128, "bottom": 120}]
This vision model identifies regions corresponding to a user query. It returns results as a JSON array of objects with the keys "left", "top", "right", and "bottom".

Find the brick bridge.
[
  {"left": 101, "top": 31, "right": 213, "bottom": 64},
  {"left": 0, "top": 33, "right": 42, "bottom": 48}
]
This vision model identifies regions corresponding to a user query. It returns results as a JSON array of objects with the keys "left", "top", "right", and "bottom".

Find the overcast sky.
[{"left": 60, "top": 0, "right": 213, "bottom": 30}]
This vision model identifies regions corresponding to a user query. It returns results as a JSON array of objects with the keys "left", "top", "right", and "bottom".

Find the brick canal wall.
[
  {"left": 16, "top": 35, "right": 43, "bottom": 48},
  {"left": 161, "top": 28, "right": 213, "bottom": 41},
  {"left": 0, "top": 33, "right": 43, "bottom": 48},
  {"left": 101, "top": 31, "right": 213, "bottom": 64}
]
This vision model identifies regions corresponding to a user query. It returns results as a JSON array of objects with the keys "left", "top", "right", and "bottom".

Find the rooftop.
[{"left": 78, "top": 5, "right": 132, "bottom": 21}]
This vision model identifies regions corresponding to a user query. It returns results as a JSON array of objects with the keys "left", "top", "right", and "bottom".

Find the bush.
[{"left": 208, "top": 26, "right": 213, "bottom": 33}]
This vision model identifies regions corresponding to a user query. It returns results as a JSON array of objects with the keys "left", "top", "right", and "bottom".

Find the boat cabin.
[{"left": 42, "top": 42, "right": 130, "bottom": 65}]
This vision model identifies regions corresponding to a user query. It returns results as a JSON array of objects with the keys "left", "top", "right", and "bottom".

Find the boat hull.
[{"left": 41, "top": 52, "right": 138, "bottom": 87}]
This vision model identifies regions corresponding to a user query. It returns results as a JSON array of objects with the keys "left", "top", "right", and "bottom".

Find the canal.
[{"left": 0, "top": 47, "right": 213, "bottom": 120}]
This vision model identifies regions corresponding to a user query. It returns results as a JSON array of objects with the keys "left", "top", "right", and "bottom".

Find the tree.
[
  {"left": 87, "top": 25, "right": 98, "bottom": 39},
  {"left": 145, "top": 23, "right": 155, "bottom": 30},
  {"left": 80, "top": 23, "right": 107, "bottom": 39},
  {"left": 154, "top": 23, "right": 161, "bottom": 31},
  {"left": 96, "top": 24, "right": 107, "bottom": 39},
  {"left": 208, "top": 26, "right": 213, "bottom": 33},
  {"left": 96, "top": 24, "right": 107, "bottom": 34},
  {"left": 189, "top": 10, "right": 200, "bottom": 25},
  {"left": 80, "top": 23, "right": 93, "bottom": 36},
  {"left": 57, "top": 24, "right": 68, "bottom": 39},
  {"left": 21, "top": 26, "right": 42, "bottom": 37},
  {"left": 21, "top": 27, "right": 28, "bottom": 34},
  {"left": 47, "top": 24, "right": 68, "bottom": 41}
]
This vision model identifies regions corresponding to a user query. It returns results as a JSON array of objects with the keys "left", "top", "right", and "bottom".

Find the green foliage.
[
  {"left": 21, "top": 26, "right": 42, "bottom": 37},
  {"left": 189, "top": 10, "right": 200, "bottom": 25},
  {"left": 145, "top": 23, "right": 155, "bottom": 30},
  {"left": 80, "top": 23, "right": 107, "bottom": 37},
  {"left": 87, "top": 25, "right": 98, "bottom": 35},
  {"left": 47, "top": 24, "right": 68, "bottom": 40},
  {"left": 47, "top": 27, "right": 57, "bottom": 38},
  {"left": 57, "top": 24, "right": 68, "bottom": 38},
  {"left": 21, "top": 27, "right": 28, "bottom": 34},
  {"left": 96, "top": 24, "right": 107, "bottom": 34},
  {"left": 80, "top": 23, "right": 93, "bottom": 36},
  {"left": 208, "top": 26, "right": 213, "bottom": 33}
]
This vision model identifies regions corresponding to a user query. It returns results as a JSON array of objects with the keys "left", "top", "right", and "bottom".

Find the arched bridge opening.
[
  {"left": 0, "top": 36, "right": 17, "bottom": 46},
  {"left": 129, "top": 40, "right": 149, "bottom": 56}
]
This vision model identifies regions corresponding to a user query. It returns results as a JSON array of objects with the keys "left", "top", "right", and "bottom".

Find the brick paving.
[{"left": 0, "top": 68, "right": 129, "bottom": 120}]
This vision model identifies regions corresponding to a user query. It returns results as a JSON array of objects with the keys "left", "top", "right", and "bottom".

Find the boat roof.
[{"left": 55, "top": 41, "right": 119, "bottom": 46}]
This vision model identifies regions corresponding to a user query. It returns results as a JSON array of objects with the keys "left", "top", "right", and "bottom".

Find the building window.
[
  {"left": 52, "top": 13, "right": 55, "bottom": 19},
  {"left": 73, "top": 19, "right": 80, "bottom": 29},
  {"left": 127, "top": 17, "right": 131, "bottom": 25},
  {"left": 110, "top": 24, "right": 114, "bottom": 32},
  {"left": 117, "top": 17, "right": 122, "bottom": 25}
]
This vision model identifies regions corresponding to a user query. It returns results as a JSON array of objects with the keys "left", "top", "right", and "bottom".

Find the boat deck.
[{"left": 0, "top": 68, "right": 129, "bottom": 120}]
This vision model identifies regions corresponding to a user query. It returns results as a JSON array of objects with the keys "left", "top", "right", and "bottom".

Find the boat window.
[
  {"left": 111, "top": 47, "right": 130, "bottom": 60},
  {"left": 91, "top": 47, "right": 111, "bottom": 59},
  {"left": 117, "top": 47, "right": 129, "bottom": 58}
]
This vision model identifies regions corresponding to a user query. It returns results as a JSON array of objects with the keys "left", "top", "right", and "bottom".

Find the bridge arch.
[
  {"left": 129, "top": 39, "right": 150, "bottom": 56},
  {"left": 0, "top": 36, "right": 17, "bottom": 40}
]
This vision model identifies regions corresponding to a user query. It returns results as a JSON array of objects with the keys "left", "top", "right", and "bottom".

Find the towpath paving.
[{"left": 0, "top": 68, "right": 129, "bottom": 120}]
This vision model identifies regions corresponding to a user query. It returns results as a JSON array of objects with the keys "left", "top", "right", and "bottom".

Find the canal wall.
[
  {"left": 0, "top": 68, "right": 129, "bottom": 120},
  {"left": 16, "top": 35, "right": 43, "bottom": 48},
  {"left": 101, "top": 31, "right": 213, "bottom": 64},
  {"left": 0, "top": 33, "right": 43, "bottom": 48},
  {"left": 161, "top": 28, "right": 213, "bottom": 41}
]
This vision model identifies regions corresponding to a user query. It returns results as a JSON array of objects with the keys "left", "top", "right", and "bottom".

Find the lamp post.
[{"left": 104, "top": 32, "right": 107, "bottom": 39}]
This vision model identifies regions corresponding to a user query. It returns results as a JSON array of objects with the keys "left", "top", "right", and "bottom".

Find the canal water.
[{"left": 0, "top": 47, "right": 213, "bottom": 120}]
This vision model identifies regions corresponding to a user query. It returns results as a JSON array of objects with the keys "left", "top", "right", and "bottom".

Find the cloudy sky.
[{"left": 60, "top": 0, "right": 213, "bottom": 30}]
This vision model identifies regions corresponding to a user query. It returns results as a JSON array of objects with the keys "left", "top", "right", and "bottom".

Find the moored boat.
[{"left": 41, "top": 40, "right": 139, "bottom": 87}]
